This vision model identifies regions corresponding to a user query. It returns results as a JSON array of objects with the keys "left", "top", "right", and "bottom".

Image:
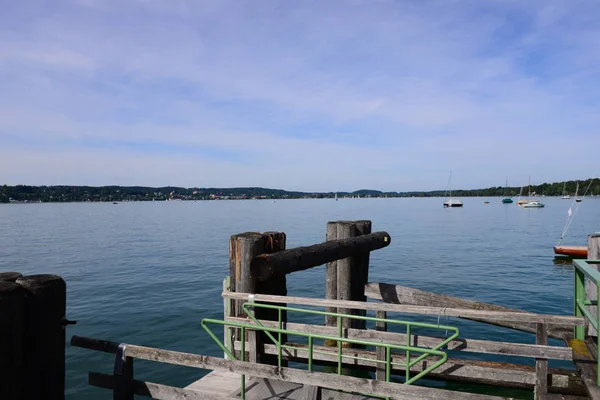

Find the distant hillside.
[{"left": 1, "top": 178, "right": 597, "bottom": 203}]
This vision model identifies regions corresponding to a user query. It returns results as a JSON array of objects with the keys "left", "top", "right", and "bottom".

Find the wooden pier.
[{"left": 5, "top": 221, "right": 600, "bottom": 399}]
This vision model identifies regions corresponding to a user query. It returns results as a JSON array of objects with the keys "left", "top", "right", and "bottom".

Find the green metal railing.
[
  {"left": 573, "top": 259, "right": 600, "bottom": 385},
  {"left": 201, "top": 302, "right": 459, "bottom": 399}
]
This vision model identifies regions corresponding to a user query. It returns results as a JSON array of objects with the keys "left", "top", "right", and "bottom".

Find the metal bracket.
[{"left": 113, "top": 343, "right": 128, "bottom": 376}]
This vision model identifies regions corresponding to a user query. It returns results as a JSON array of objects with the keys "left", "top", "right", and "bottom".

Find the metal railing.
[
  {"left": 201, "top": 302, "right": 459, "bottom": 399},
  {"left": 573, "top": 259, "right": 600, "bottom": 385}
]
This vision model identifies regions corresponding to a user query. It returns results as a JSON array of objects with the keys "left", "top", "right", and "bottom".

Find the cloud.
[{"left": 1, "top": 0, "right": 599, "bottom": 191}]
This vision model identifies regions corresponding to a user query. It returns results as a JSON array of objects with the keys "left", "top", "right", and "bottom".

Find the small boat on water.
[
  {"left": 443, "top": 171, "right": 463, "bottom": 208},
  {"left": 554, "top": 245, "right": 587, "bottom": 258},
  {"left": 502, "top": 178, "right": 513, "bottom": 203},
  {"left": 522, "top": 200, "right": 545, "bottom": 208}
]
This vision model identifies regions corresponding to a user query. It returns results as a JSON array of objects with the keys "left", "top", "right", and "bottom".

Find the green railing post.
[{"left": 575, "top": 268, "right": 586, "bottom": 340}]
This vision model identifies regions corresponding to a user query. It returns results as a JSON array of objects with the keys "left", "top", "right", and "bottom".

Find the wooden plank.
[
  {"left": 222, "top": 292, "right": 585, "bottom": 326},
  {"left": 325, "top": 221, "right": 338, "bottom": 326},
  {"left": 73, "top": 336, "right": 512, "bottom": 400},
  {"left": 587, "top": 233, "right": 600, "bottom": 336},
  {"left": 536, "top": 323, "right": 549, "bottom": 399},
  {"left": 302, "top": 385, "right": 322, "bottom": 400},
  {"left": 185, "top": 370, "right": 240, "bottom": 396},
  {"left": 90, "top": 372, "right": 237, "bottom": 399},
  {"left": 224, "top": 318, "right": 574, "bottom": 360},
  {"left": 234, "top": 341, "right": 584, "bottom": 395},
  {"left": 251, "top": 231, "right": 391, "bottom": 281},
  {"left": 365, "top": 283, "right": 571, "bottom": 339},
  {"left": 565, "top": 335, "right": 600, "bottom": 400}
]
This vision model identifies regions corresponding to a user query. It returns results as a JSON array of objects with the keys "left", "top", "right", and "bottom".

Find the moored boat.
[
  {"left": 554, "top": 245, "right": 587, "bottom": 258},
  {"left": 522, "top": 200, "right": 545, "bottom": 208}
]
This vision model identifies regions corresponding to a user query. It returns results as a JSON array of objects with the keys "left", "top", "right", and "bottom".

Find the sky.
[{"left": 1, "top": 0, "right": 599, "bottom": 192}]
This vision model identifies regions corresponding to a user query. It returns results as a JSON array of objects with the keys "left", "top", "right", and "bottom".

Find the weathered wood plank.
[
  {"left": 365, "top": 283, "right": 571, "bottom": 339},
  {"left": 225, "top": 316, "right": 573, "bottom": 360},
  {"left": 536, "top": 323, "right": 549, "bottom": 399},
  {"left": 73, "top": 336, "right": 512, "bottom": 400},
  {"left": 586, "top": 233, "right": 600, "bottom": 336},
  {"left": 302, "top": 384, "right": 322, "bottom": 400},
  {"left": 251, "top": 231, "right": 391, "bottom": 281},
  {"left": 90, "top": 372, "right": 237, "bottom": 399},
  {"left": 223, "top": 291, "right": 585, "bottom": 326},
  {"left": 233, "top": 341, "right": 584, "bottom": 395},
  {"left": 185, "top": 370, "right": 240, "bottom": 396}
]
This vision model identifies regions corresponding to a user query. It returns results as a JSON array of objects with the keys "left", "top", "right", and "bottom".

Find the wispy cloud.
[{"left": 1, "top": 0, "right": 599, "bottom": 191}]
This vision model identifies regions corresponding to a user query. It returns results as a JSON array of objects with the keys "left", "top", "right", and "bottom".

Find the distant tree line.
[{"left": 1, "top": 178, "right": 597, "bottom": 203}]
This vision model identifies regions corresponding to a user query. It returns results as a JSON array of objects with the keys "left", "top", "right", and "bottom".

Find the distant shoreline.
[{"left": 1, "top": 179, "right": 596, "bottom": 203}]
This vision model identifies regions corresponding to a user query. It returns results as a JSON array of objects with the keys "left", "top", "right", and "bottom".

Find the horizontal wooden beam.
[
  {"left": 225, "top": 317, "right": 573, "bottom": 360},
  {"left": 222, "top": 292, "right": 585, "bottom": 326},
  {"left": 365, "top": 283, "right": 571, "bottom": 339},
  {"left": 231, "top": 341, "right": 584, "bottom": 395},
  {"left": 251, "top": 231, "right": 391, "bottom": 280},
  {"left": 71, "top": 336, "right": 509, "bottom": 400},
  {"left": 89, "top": 372, "right": 237, "bottom": 399}
]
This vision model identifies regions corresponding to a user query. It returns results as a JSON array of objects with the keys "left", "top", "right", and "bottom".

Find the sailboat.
[
  {"left": 335, "top": 193, "right": 338, "bottom": 201},
  {"left": 561, "top": 183, "right": 570, "bottom": 199},
  {"left": 575, "top": 182, "right": 582, "bottom": 202},
  {"left": 443, "top": 172, "right": 463, "bottom": 207},
  {"left": 519, "top": 175, "right": 545, "bottom": 208},
  {"left": 502, "top": 178, "right": 513, "bottom": 203}
]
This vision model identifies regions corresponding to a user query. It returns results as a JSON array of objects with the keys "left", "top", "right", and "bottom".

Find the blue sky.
[{"left": 1, "top": 0, "right": 599, "bottom": 191}]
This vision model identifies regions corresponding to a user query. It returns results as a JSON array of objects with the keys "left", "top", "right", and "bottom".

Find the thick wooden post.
[
  {"left": 534, "top": 323, "right": 548, "bottom": 399},
  {"left": 0, "top": 282, "right": 25, "bottom": 400},
  {"left": 229, "top": 232, "right": 265, "bottom": 362},
  {"left": 587, "top": 233, "right": 600, "bottom": 336},
  {"left": 352, "top": 220, "right": 372, "bottom": 329},
  {"left": 325, "top": 222, "right": 338, "bottom": 327},
  {"left": 16, "top": 274, "right": 66, "bottom": 400},
  {"left": 256, "top": 232, "right": 287, "bottom": 366},
  {"left": 336, "top": 221, "right": 356, "bottom": 329},
  {"left": 0, "top": 272, "right": 22, "bottom": 282}
]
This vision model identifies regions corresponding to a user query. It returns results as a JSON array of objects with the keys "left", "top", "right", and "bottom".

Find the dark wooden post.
[
  {"left": 587, "top": 233, "right": 600, "bottom": 336},
  {"left": 0, "top": 282, "right": 25, "bottom": 400},
  {"left": 351, "top": 220, "right": 372, "bottom": 329},
  {"left": 0, "top": 272, "right": 22, "bottom": 282},
  {"left": 16, "top": 274, "right": 66, "bottom": 400},
  {"left": 336, "top": 221, "right": 356, "bottom": 329},
  {"left": 256, "top": 232, "right": 287, "bottom": 366}
]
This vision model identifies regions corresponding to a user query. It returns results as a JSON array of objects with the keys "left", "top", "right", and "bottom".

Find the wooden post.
[
  {"left": 0, "top": 282, "right": 25, "bottom": 400},
  {"left": 0, "top": 272, "right": 22, "bottom": 282},
  {"left": 351, "top": 220, "right": 372, "bottom": 330},
  {"left": 375, "top": 310, "right": 388, "bottom": 381},
  {"left": 336, "top": 221, "right": 356, "bottom": 329},
  {"left": 587, "top": 233, "right": 600, "bottom": 336},
  {"left": 229, "top": 232, "right": 265, "bottom": 362},
  {"left": 325, "top": 222, "right": 338, "bottom": 327},
  {"left": 255, "top": 231, "right": 287, "bottom": 366},
  {"left": 534, "top": 323, "right": 548, "bottom": 399},
  {"left": 16, "top": 274, "right": 66, "bottom": 400}
]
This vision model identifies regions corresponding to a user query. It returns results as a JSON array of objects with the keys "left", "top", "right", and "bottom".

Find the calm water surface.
[{"left": 1, "top": 197, "right": 598, "bottom": 398}]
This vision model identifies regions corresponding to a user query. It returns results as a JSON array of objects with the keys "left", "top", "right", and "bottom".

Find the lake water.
[{"left": 1, "top": 197, "right": 598, "bottom": 399}]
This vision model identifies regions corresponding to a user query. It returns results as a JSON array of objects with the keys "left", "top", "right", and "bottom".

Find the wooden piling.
[
  {"left": 336, "top": 221, "right": 355, "bottom": 329},
  {"left": 0, "top": 282, "right": 25, "bottom": 400},
  {"left": 0, "top": 272, "right": 22, "bottom": 282},
  {"left": 351, "top": 220, "right": 371, "bottom": 328},
  {"left": 534, "top": 323, "right": 548, "bottom": 399},
  {"left": 325, "top": 222, "right": 338, "bottom": 327},
  {"left": 16, "top": 274, "right": 66, "bottom": 400},
  {"left": 587, "top": 233, "right": 600, "bottom": 336}
]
